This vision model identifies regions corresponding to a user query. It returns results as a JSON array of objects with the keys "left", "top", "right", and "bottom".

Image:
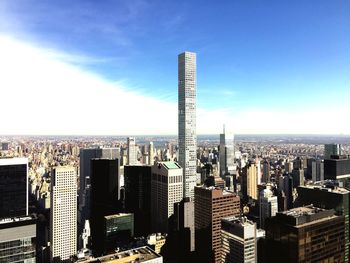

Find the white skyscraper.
[
  {"left": 178, "top": 51, "right": 197, "bottom": 198},
  {"left": 151, "top": 161, "right": 183, "bottom": 233},
  {"left": 149, "top": 141, "right": 154, "bottom": 165},
  {"left": 127, "top": 137, "right": 137, "bottom": 165},
  {"left": 50, "top": 166, "right": 77, "bottom": 262},
  {"left": 219, "top": 125, "right": 235, "bottom": 177}
]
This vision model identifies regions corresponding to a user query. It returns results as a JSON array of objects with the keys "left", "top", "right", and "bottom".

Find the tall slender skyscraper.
[
  {"left": 178, "top": 51, "right": 197, "bottom": 198},
  {"left": 50, "top": 166, "right": 77, "bottom": 262}
]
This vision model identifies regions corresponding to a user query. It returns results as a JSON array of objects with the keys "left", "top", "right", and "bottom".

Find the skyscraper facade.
[
  {"left": 0, "top": 158, "right": 28, "bottom": 218},
  {"left": 221, "top": 216, "right": 257, "bottom": 263},
  {"left": 50, "top": 166, "right": 77, "bottom": 262},
  {"left": 294, "top": 184, "right": 350, "bottom": 262},
  {"left": 127, "top": 137, "right": 137, "bottom": 165},
  {"left": 151, "top": 161, "right": 183, "bottom": 233},
  {"left": 324, "top": 143, "right": 341, "bottom": 159},
  {"left": 90, "top": 158, "right": 120, "bottom": 256},
  {"left": 195, "top": 186, "right": 240, "bottom": 263},
  {"left": 178, "top": 51, "right": 197, "bottom": 198},
  {"left": 219, "top": 127, "right": 235, "bottom": 178},
  {"left": 124, "top": 165, "right": 152, "bottom": 236},
  {"left": 265, "top": 206, "right": 345, "bottom": 263},
  {"left": 78, "top": 148, "right": 120, "bottom": 249},
  {"left": 259, "top": 186, "right": 278, "bottom": 229}
]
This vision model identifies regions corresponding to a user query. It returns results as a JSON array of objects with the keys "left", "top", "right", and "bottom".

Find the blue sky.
[{"left": 0, "top": 0, "right": 350, "bottom": 135}]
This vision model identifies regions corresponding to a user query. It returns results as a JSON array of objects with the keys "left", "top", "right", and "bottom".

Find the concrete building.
[
  {"left": 75, "top": 246, "right": 163, "bottom": 263},
  {"left": 194, "top": 186, "right": 240, "bottom": 263},
  {"left": 0, "top": 216, "right": 37, "bottom": 263},
  {"left": 219, "top": 126, "right": 235, "bottom": 177},
  {"left": 324, "top": 143, "right": 341, "bottom": 159},
  {"left": 50, "top": 166, "right": 77, "bottom": 262},
  {"left": 265, "top": 206, "right": 345, "bottom": 263},
  {"left": 294, "top": 183, "right": 350, "bottom": 262},
  {"left": 178, "top": 51, "right": 197, "bottom": 198},
  {"left": 151, "top": 162, "right": 183, "bottom": 233},
  {"left": 0, "top": 158, "right": 28, "bottom": 218},
  {"left": 259, "top": 185, "right": 278, "bottom": 229},
  {"left": 127, "top": 137, "right": 137, "bottom": 165},
  {"left": 221, "top": 216, "right": 257, "bottom": 263}
]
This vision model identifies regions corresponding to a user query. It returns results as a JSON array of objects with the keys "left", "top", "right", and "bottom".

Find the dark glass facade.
[
  {"left": 0, "top": 162, "right": 27, "bottom": 218},
  {"left": 324, "top": 158, "right": 350, "bottom": 179},
  {"left": 103, "top": 213, "right": 134, "bottom": 252},
  {"left": 90, "top": 158, "right": 120, "bottom": 256},
  {"left": 124, "top": 165, "right": 152, "bottom": 236}
]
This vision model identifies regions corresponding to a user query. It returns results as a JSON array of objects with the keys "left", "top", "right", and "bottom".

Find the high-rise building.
[
  {"left": 294, "top": 183, "right": 350, "bottom": 262},
  {"left": 124, "top": 165, "right": 152, "bottom": 236},
  {"left": 173, "top": 197, "right": 195, "bottom": 253},
  {"left": 178, "top": 51, "right": 197, "bottom": 198},
  {"left": 247, "top": 161, "right": 258, "bottom": 200},
  {"left": 265, "top": 206, "right": 345, "bottom": 263},
  {"left": 195, "top": 186, "right": 240, "bottom": 263},
  {"left": 0, "top": 216, "right": 37, "bottom": 263},
  {"left": 50, "top": 166, "right": 77, "bottom": 262},
  {"left": 219, "top": 126, "right": 235, "bottom": 177},
  {"left": 221, "top": 216, "right": 257, "bottom": 263},
  {"left": 278, "top": 174, "right": 293, "bottom": 210},
  {"left": 151, "top": 162, "right": 183, "bottom": 233},
  {"left": 90, "top": 159, "right": 120, "bottom": 256},
  {"left": 311, "top": 159, "right": 324, "bottom": 182},
  {"left": 259, "top": 185, "right": 278, "bottom": 229},
  {"left": 0, "top": 158, "right": 28, "bottom": 218},
  {"left": 291, "top": 168, "right": 304, "bottom": 187},
  {"left": 262, "top": 159, "right": 270, "bottom": 183},
  {"left": 324, "top": 156, "right": 350, "bottom": 180},
  {"left": 127, "top": 137, "right": 137, "bottom": 165},
  {"left": 149, "top": 142, "right": 154, "bottom": 165},
  {"left": 325, "top": 143, "right": 341, "bottom": 159},
  {"left": 78, "top": 148, "right": 120, "bottom": 249}
]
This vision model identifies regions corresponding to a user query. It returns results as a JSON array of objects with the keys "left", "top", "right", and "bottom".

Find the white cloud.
[
  {"left": 0, "top": 35, "right": 349, "bottom": 135},
  {"left": 0, "top": 35, "right": 177, "bottom": 135}
]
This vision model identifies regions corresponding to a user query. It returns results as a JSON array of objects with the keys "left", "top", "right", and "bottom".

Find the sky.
[{"left": 0, "top": 0, "right": 350, "bottom": 135}]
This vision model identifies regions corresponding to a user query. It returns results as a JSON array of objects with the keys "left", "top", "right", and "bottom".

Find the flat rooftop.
[
  {"left": 301, "top": 184, "right": 350, "bottom": 194},
  {"left": 104, "top": 213, "right": 133, "bottom": 220},
  {"left": 76, "top": 246, "right": 161, "bottom": 263},
  {"left": 161, "top": 162, "right": 181, "bottom": 170},
  {"left": 0, "top": 216, "right": 33, "bottom": 225}
]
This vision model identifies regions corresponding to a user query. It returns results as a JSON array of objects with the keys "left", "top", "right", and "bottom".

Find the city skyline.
[{"left": 1, "top": 1, "right": 350, "bottom": 135}]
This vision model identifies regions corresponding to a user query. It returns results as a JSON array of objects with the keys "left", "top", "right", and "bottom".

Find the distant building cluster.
[{"left": 1, "top": 53, "right": 350, "bottom": 263}]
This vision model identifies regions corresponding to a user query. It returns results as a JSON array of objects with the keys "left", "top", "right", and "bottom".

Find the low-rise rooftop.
[{"left": 76, "top": 246, "right": 162, "bottom": 263}]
